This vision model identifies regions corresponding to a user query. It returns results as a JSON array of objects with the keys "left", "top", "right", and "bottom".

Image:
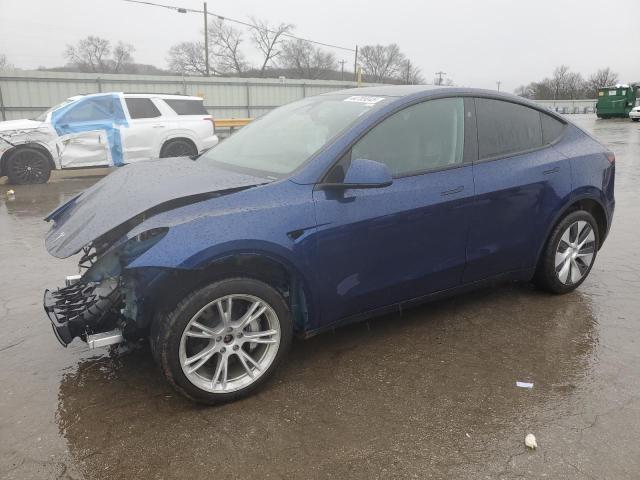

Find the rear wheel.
[
  {"left": 632, "top": 118, "right": 639, "bottom": 122},
  {"left": 5, "top": 147, "right": 52, "bottom": 184},
  {"left": 151, "top": 278, "right": 292, "bottom": 404},
  {"left": 534, "top": 210, "right": 599, "bottom": 294},
  {"left": 159, "top": 139, "right": 197, "bottom": 158}
]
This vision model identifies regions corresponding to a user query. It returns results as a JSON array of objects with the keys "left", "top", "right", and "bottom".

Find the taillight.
[
  {"left": 204, "top": 117, "right": 215, "bottom": 132},
  {"left": 606, "top": 152, "right": 615, "bottom": 164}
]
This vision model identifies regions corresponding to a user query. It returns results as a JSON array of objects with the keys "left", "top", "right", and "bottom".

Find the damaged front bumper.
[{"left": 43, "top": 276, "right": 122, "bottom": 347}]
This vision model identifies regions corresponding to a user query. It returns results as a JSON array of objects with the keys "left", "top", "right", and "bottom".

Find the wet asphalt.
[{"left": 0, "top": 115, "right": 639, "bottom": 479}]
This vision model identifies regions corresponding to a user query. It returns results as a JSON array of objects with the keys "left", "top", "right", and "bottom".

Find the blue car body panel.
[
  {"left": 44, "top": 86, "right": 615, "bottom": 337},
  {"left": 312, "top": 165, "right": 474, "bottom": 328}
]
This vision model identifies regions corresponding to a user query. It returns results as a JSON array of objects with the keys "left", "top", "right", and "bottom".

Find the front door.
[
  {"left": 312, "top": 97, "right": 476, "bottom": 326},
  {"left": 52, "top": 94, "right": 124, "bottom": 168}
]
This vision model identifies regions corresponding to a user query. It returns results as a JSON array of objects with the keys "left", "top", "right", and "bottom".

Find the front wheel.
[
  {"left": 5, "top": 147, "right": 52, "bottom": 184},
  {"left": 534, "top": 210, "right": 599, "bottom": 294},
  {"left": 632, "top": 118, "right": 640, "bottom": 122},
  {"left": 150, "top": 278, "right": 292, "bottom": 404}
]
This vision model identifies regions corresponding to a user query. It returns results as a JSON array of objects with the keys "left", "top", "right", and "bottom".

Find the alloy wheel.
[
  {"left": 179, "top": 294, "right": 281, "bottom": 393},
  {"left": 8, "top": 150, "right": 49, "bottom": 184},
  {"left": 555, "top": 220, "right": 596, "bottom": 285}
]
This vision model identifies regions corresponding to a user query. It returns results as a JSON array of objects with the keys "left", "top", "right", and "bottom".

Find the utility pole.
[
  {"left": 496, "top": 80, "right": 501, "bottom": 92},
  {"left": 405, "top": 60, "right": 411, "bottom": 84},
  {"left": 339, "top": 60, "right": 346, "bottom": 81},
  {"left": 354, "top": 45, "right": 358, "bottom": 82},
  {"left": 435, "top": 71, "right": 446, "bottom": 86},
  {"left": 203, "top": 2, "right": 210, "bottom": 76}
]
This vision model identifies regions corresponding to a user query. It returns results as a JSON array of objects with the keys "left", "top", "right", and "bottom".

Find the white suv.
[{"left": 0, "top": 92, "right": 219, "bottom": 184}]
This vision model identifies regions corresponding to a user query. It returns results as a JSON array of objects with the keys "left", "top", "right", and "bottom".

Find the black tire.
[
  {"left": 5, "top": 147, "right": 52, "bottom": 184},
  {"left": 159, "top": 139, "right": 197, "bottom": 158},
  {"left": 150, "top": 277, "right": 293, "bottom": 404},
  {"left": 534, "top": 210, "right": 599, "bottom": 294},
  {"left": 632, "top": 118, "right": 639, "bottom": 122}
]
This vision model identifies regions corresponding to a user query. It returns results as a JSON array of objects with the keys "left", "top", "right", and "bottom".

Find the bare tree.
[
  {"left": 64, "top": 36, "right": 111, "bottom": 73},
  {"left": 565, "top": 71, "right": 585, "bottom": 99},
  {"left": 167, "top": 41, "right": 210, "bottom": 76},
  {"left": 250, "top": 17, "right": 294, "bottom": 76},
  {"left": 550, "top": 65, "right": 570, "bottom": 100},
  {"left": 399, "top": 59, "right": 424, "bottom": 84},
  {"left": 587, "top": 68, "right": 619, "bottom": 97},
  {"left": 514, "top": 84, "right": 535, "bottom": 98},
  {"left": 208, "top": 18, "right": 247, "bottom": 74},
  {"left": 64, "top": 36, "right": 136, "bottom": 73},
  {"left": 112, "top": 42, "right": 135, "bottom": 73},
  {"left": 359, "top": 44, "right": 405, "bottom": 83},
  {"left": 279, "top": 39, "right": 336, "bottom": 79},
  {"left": 0, "top": 54, "right": 12, "bottom": 70}
]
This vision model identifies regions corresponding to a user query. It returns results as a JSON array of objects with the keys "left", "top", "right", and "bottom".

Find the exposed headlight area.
[{"left": 43, "top": 227, "right": 169, "bottom": 347}]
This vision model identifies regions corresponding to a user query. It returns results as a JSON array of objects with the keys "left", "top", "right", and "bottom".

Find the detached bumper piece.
[{"left": 43, "top": 278, "right": 121, "bottom": 347}]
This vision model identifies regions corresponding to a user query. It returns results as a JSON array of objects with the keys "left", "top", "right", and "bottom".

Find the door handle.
[
  {"left": 152, "top": 124, "right": 165, "bottom": 128},
  {"left": 440, "top": 185, "right": 464, "bottom": 196},
  {"left": 543, "top": 166, "right": 560, "bottom": 175}
]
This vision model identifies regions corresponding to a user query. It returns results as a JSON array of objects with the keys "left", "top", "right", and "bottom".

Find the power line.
[{"left": 123, "top": 0, "right": 356, "bottom": 53}]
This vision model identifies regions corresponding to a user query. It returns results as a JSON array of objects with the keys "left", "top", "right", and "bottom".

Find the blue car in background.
[{"left": 43, "top": 86, "right": 615, "bottom": 404}]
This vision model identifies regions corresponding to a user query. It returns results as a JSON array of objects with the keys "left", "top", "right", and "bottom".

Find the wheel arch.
[
  {"left": 534, "top": 193, "right": 609, "bottom": 269},
  {"left": 159, "top": 135, "right": 199, "bottom": 156},
  {"left": 0, "top": 142, "right": 56, "bottom": 176},
  {"left": 134, "top": 251, "right": 316, "bottom": 336}
]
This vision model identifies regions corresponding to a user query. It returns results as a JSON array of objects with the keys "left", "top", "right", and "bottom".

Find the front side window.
[
  {"left": 201, "top": 95, "right": 389, "bottom": 175},
  {"left": 475, "top": 98, "right": 543, "bottom": 159},
  {"left": 126, "top": 98, "right": 161, "bottom": 119},
  {"left": 60, "top": 97, "right": 114, "bottom": 123},
  {"left": 351, "top": 97, "right": 465, "bottom": 177}
]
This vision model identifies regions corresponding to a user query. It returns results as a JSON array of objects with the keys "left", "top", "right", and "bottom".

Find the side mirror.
[{"left": 322, "top": 158, "right": 393, "bottom": 189}]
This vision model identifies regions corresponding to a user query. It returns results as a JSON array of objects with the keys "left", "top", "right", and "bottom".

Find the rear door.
[
  {"left": 463, "top": 98, "right": 571, "bottom": 282},
  {"left": 121, "top": 97, "right": 166, "bottom": 162},
  {"left": 312, "top": 97, "right": 476, "bottom": 323}
]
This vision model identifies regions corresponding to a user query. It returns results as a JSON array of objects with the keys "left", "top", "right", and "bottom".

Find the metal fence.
[
  {"left": 0, "top": 70, "right": 371, "bottom": 121},
  {"left": 0, "top": 71, "right": 599, "bottom": 121},
  {"left": 534, "top": 99, "right": 597, "bottom": 114}
]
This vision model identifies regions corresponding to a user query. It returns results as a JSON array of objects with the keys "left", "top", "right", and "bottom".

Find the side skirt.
[{"left": 299, "top": 267, "right": 535, "bottom": 339}]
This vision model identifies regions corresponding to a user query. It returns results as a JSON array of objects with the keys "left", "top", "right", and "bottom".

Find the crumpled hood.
[
  {"left": 45, "top": 157, "right": 269, "bottom": 258},
  {"left": 0, "top": 119, "right": 45, "bottom": 133}
]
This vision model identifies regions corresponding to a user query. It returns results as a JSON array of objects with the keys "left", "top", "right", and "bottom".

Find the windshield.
[
  {"left": 200, "top": 94, "right": 389, "bottom": 176},
  {"left": 34, "top": 98, "right": 75, "bottom": 121}
]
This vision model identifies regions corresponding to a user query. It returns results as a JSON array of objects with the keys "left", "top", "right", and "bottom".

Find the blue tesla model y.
[{"left": 43, "top": 86, "right": 615, "bottom": 403}]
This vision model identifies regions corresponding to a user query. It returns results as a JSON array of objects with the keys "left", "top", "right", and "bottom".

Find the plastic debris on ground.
[{"left": 525, "top": 433, "right": 538, "bottom": 449}]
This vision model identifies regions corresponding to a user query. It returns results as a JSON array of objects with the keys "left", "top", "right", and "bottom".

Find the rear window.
[
  {"left": 475, "top": 98, "right": 543, "bottom": 159},
  {"left": 540, "top": 113, "right": 565, "bottom": 144},
  {"left": 164, "top": 99, "right": 209, "bottom": 115},
  {"left": 125, "top": 98, "right": 161, "bottom": 119}
]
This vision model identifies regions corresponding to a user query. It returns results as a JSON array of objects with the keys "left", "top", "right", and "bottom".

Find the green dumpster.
[{"left": 596, "top": 83, "right": 639, "bottom": 118}]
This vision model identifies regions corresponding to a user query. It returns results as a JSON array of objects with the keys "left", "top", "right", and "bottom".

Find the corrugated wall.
[{"left": 0, "top": 70, "right": 370, "bottom": 121}]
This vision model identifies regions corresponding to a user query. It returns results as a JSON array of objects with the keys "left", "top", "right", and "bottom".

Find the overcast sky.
[{"left": 1, "top": 0, "right": 638, "bottom": 92}]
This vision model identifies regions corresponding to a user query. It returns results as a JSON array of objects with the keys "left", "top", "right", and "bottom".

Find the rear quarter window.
[
  {"left": 164, "top": 99, "right": 209, "bottom": 115},
  {"left": 475, "top": 98, "right": 543, "bottom": 159},
  {"left": 540, "top": 113, "right": 566, "bottom": 144},
  {"left": 125, "top": 98, "right": 162, "bottom": 119}
]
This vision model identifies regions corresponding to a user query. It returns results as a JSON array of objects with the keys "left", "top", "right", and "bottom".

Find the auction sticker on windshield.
[{"left": 344, "top": 96, "right": 386, "bottom": 105}]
